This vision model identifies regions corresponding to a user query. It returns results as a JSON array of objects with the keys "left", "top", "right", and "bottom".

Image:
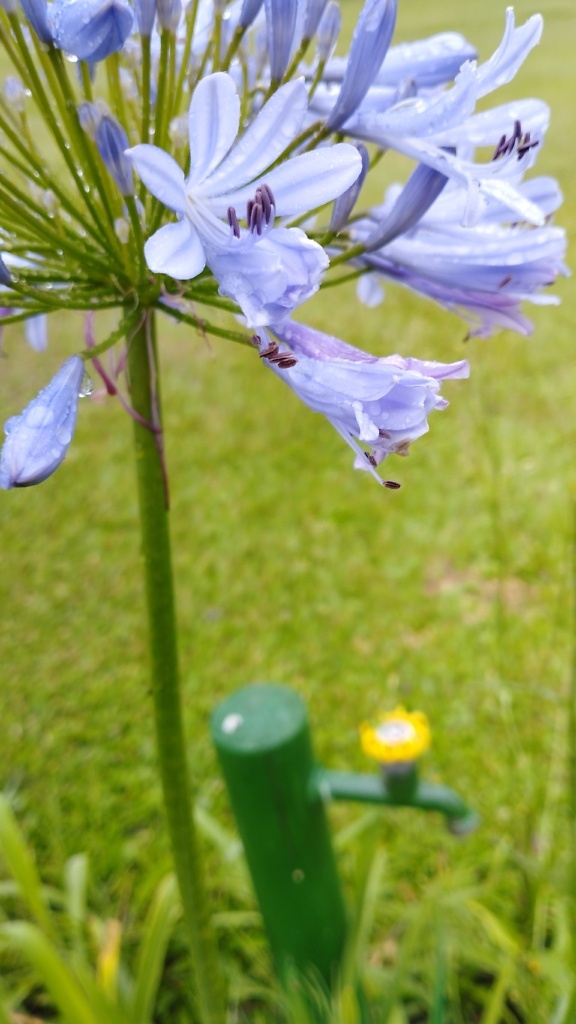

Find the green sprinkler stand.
[{"left": 211, "top": 683, "right": 478, "bottom": 987}]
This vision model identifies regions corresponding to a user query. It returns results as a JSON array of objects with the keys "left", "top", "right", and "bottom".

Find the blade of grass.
[
  {"left": 0, "top": 921, "right": 101, "bottom": 1024},
  {"left": 0, "top": 796, "right": 53, "bottom": 937},
  {"left": 129, "top": 873, "right": 180, "bottom": 1024}
]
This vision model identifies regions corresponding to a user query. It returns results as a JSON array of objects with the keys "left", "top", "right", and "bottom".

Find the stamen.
[
  {"left": 246, "top": 184, "right": 276, "bottom": 235},
  {"left": 254, "top": 336, "right": 297, "bottom": 369},
  {"left": 364, "top": 451, "right": 377, "bottom": 467},
  {"left": 249, "top": 200, "right": 263, "bottom": 235},
  {"left": 250, "top": 333, "right": 261, "bottom": 347},
  {"left": 492, "top": 119, "right": 539, "bottom": 162},
  {"left": 517, "top": 132, "right": 539, "bottom": 159},
  {"left": 227, "top": 206, "right": 240, "bottom": 238},
  {"left": 383, "top": 480, "right": 401, "bottom": 489}
]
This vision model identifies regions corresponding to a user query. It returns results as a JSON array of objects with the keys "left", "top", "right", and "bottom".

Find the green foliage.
[{"left": 0, "top": 794, "right": 181, "bottom": 1024}]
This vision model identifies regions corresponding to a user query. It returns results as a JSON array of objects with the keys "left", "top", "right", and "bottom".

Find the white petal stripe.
[
  {"left": 187, "top": 72, "right": 240, "bottom": 187},
  {"left": 211, "top": 144, "right": 363, "bottom": 216}
]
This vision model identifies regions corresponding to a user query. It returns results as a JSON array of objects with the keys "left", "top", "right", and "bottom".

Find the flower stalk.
[{"left": 126, "top": 309, "right": 225, "bottom": 1024}]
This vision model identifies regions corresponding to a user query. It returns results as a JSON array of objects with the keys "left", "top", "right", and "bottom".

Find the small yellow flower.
[{"left": 360, "top": 707, "right": 431, "bottom": 764}]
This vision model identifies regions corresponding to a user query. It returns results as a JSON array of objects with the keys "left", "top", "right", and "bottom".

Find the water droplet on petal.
[{"left": 79, "top": 373, "right": 94, "bottom": 397}]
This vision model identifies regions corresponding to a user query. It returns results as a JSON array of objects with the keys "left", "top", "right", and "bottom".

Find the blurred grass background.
[{"left": 0, "top": 0, "right": 574, "bottom": 1016}]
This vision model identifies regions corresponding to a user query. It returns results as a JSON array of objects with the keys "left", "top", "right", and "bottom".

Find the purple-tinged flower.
[
  {"left": 95, "top": 115, "right": 134, "bottom": 195},
  {"left": 156, "top": 0, "right": 180, "bottom": 31},
  {"left": 78, "top": 100, "right": 104, "bottom": 138},
  {"left": 134, "top": 0, "right": 156, "bottom": 35},
  {"left": 127, "top": 72, "right": 361, "bottom": 323},
  {"left": 303, "top": 0, "right": 328, "bottom": 43},
  {"left": 316, "top": 1, "right": 341, "bottom": 63},
  {"left": 350, "top": 175, "right": 567, "bottom": 337},
  {"left": 52, "top": 0, "right": 133, "bottom": 62},
  {"left": 330, "top": 143, "right": 369, "bottom": 234},
  {"left": 0, "top": 356, "right": 84, "bottom": 489},
  {"left": 24, "top": 315, "right": 48, "bottom": 352},
  {"left": 209, "top": 227, "right": 329, "bottom": 327},
  {"left": 326, "top": 11, "right": 546, "bottom": 225},
  {"left": 326, "top": 0, "right": 397, "bottom": 131},
  {"left": 363, "top": 162, "right": 449, "bottom": 250},
  {"left": 18, "top": 0, "right": 53, "bottom": 43},
  {"left": 4, "top": 77, "right": 27, "bottom": 113},
  {"left": 255, "top": 322, "right": 469, "bottom": 485},
  {"left": 238, "top": 0, "right": 263, "bottom": 30},
  {"left": 0, "top": 255, "right": 11, "bottom": 286},
  {"left": 264, "top": 0, "right": 298, "bottom": 81}
]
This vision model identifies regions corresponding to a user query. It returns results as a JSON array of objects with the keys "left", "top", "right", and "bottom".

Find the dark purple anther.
[
  {"left": 517, "top": 132, "right": 539, "bottom": 159},
  {"left": 383, "top": 480, "right": 401, "bottom": 489},
  {"left": 259, "top": 183, "right": 275, "bottom": 224},
  {"left": 227, "top": 206, "right": 240, "bottom": 238},
  {"left": 492, "top": 119, "right": 538, "bottom": 162},
  {"left": 250, "top": 200, "right": 264, "bottom": 235}
]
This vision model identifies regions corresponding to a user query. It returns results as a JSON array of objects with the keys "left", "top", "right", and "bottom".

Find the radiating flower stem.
[{"left": 127, "top": 309, "right": 225, "bottom": 1024}]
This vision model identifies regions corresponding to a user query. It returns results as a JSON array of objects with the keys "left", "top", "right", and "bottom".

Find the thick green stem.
[{"left": 127, "top": 310, "right": 225, "bottom": 1024}]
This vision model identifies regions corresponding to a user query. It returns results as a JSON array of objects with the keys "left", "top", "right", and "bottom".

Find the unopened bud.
[
  {"left": 95, "top": 115, "right": 134, "bottom": 196},
  {"left": 316, "top": 0, "right": 340, "bottom": 62},
  {"left": 3, "top": 76, "right": 27, "bottom": 113},
  {"left": 114, "top": 217, "right": 130, "bottom": 243},
  {"left": 169, "top": 114, "right": 187, "bottom": 148},
  {"left": 41, "top": 190, "right": 59, "bottom": 216}
]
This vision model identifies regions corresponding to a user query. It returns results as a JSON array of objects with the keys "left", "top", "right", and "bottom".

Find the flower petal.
[
  {"left": 203, "top": 78, "right": 308, "bottom": 196},
  {"left": 125, "top": 144, "right": 186, "bottom": 212},
  {"left": 212, "top": 144, "right": 362, "bottom": 216},
  {"left": 187, "top": 73, "right": 240, "bottom": 187},
  {"left": 476, "top": 10, "right": 543, "bottom": 99},
  {"left": 0, "top": 356, "right": 84, "bottom": 489},
  {"left": 144, "top": 219, "right": 206, "bottom": 278}
]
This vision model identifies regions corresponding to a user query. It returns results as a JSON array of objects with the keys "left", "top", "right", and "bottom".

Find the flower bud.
[
  {"left": 156, "top": 0, "right": 181, "bottom": 31},
  {"left": 78, "top": 100, "right": 104, "bottom": 138},
  {"left": 94, "top": 115, "right": 134, "bottom": 195},
  {"left": 52, "top": 0, "right": 134, "bottom": 62},
  {"left": 134, "top": 0, "right": 156, "bottom": 35},
  {"left": 0, "top": 356, "right": 84, "bottom": 489},
  {"left": 3, "top": 76, "right": 27, "bottom": 114},
  {"left": 316, "top": 1, "right": 340, "bottom": 63},
  {"left": 17, "top": 0, "right": 53, "bottom": 43}
]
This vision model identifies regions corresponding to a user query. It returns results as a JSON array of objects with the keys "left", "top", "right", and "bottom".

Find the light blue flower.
[
  {"left": 0, "top": 356, "right": 84, "bottom": 489},
  {"left": 18, "top": 0, "right": 53, "bottom": 43},
  {"left": 264, "top": 0, "right": 298, "bottom": 82},
  {"left": 349, "top": 170, "right": 566, "bottom": 338},
  {"left": 255, "top": 322, "right": 469, "bottom": 485},
  {"left": 127, "top": 71, "right": 362, "bottom": 323},
  {"left": 52, "top": 0, "right": 134, "bottom": 62},
  {"left": 326, "top": 0, "right": 397, "bottom": 131},
  {"left": 322, "top": 10, "right": 546, "bottom": 224}
]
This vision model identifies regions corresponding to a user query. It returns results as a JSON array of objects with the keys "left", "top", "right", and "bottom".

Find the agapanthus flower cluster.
[{"left": 0, "top": 0, "right": 566, "bottom": 489}]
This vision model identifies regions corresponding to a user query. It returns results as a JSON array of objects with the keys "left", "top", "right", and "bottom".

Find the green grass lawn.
[{"left": 0, "top": 0, "right": 575, "bottom": 1019}]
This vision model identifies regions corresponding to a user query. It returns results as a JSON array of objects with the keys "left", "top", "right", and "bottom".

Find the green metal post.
[{"left": 211, "top": 683, "right": 347, "bottom": 985}]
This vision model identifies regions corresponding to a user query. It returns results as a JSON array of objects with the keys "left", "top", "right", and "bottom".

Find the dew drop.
[{"left": 79, "top": 373, "right": 94, "bottom": 397}]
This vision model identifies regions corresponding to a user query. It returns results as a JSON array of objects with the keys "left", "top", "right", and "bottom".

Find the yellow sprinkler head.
[{"left": 359, "top": 707, "right": 431, "bottom": 765}]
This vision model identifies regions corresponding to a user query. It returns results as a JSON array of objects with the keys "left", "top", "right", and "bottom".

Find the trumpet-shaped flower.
[
  {"left": 350, "top": 174, "right": 566, "bottom": 337},
  {"left": 0, "top": 356, "right": 84, "bottom": 489},
  {"left": 256, "top": 323, "right": 469, "bottom": 485},
  {"left": 52, "top": 0, "right": 134, "bottom": 61},
  {"left": 127, "top": 71, "right": 362, "bottom": 323}
]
